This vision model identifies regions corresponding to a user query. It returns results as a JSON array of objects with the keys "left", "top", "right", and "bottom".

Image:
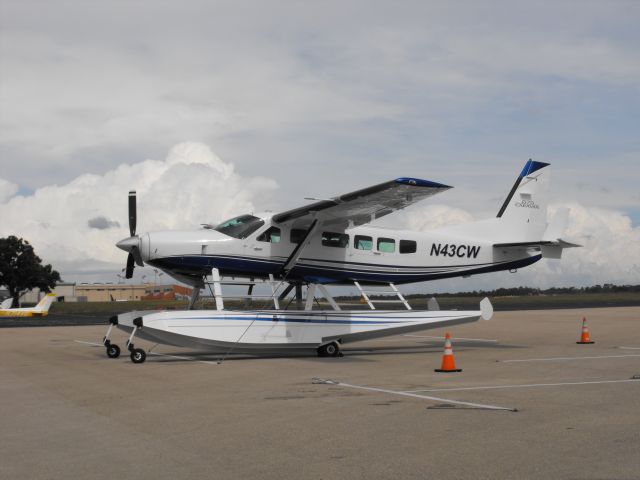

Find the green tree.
[{"left": 0, "top": 236, "right": 61, "bottom": 306}]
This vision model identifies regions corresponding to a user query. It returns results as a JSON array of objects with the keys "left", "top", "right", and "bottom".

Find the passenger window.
[
  {"left": 290, "top": 229, "right": 307, "bottom": 244},
  {"left": 322, "top": 231, "right": 349, "bottom": 248},
  {"left": 257, "top": 226, "right": 281, "bottom": 243},
  {"left": 399, "top": 240, "right": 417, "bottom": 254},
  {"left": 354, "top": 235, "right": 373, "bottom": 250},
  {"left": 377, "top": 237, "right": 395, "bottom": 253}
]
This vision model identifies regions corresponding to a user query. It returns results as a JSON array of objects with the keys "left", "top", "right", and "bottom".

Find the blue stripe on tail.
[{"left": 520, "top": 159, "right": 550, "bottom": 178}]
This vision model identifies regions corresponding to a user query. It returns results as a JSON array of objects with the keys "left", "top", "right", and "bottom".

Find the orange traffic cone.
[
  {"left": 576, "top": 317, "right": 595, "bottom": 344},
  {"left": 435, "top": 332, "right": 462, "bottom": 372}
]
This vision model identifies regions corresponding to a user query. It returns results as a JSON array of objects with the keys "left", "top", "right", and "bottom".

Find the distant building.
[
  {"left": 141, "top": 284, "right": 193, "bottom": 301},
  {"left": 75, "top": 283, "right": 148, "bottom": 302},
  {"left": 21, "top": 282, "right": 77, "bottom": 303},
  {"left": 20, "top": 282, "right": 192, "bottom": 303}
]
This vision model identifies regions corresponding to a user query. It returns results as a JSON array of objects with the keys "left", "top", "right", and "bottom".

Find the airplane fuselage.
[
  {"left": 0, "top": 310, "right": 47, "bottom": 317},
  {"left": 139, "top": 215, "right": 540, "bottom": 285},
  {"left": 116, "top": 161, "right": 568, "bottom": 287}
]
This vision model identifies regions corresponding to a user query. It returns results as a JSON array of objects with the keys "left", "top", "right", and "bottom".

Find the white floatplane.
[
  {"left": 104, "top": 160, "right": 578, "bottom": 363},
  {"left": 109, "top": 298, "right": 493, "bottom": 360}
]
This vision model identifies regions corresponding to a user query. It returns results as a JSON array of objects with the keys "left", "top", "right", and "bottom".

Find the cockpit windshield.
[{"left": 214, "top": 214, "right": 265, "bottom": 239}]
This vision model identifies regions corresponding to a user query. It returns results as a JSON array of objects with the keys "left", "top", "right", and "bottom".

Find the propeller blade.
[
  {"left": 131, "top": 246, "right": 144, "bottom": 267},
  {"left": 125, "top": 253, "right": 135, "bottom": 279},
  {"left": 128, "top": 190, "right": 137, "bottom": 237}
]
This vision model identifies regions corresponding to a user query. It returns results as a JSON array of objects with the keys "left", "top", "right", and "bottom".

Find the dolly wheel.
[
  {"left": 318, "top": 342, "right": 340, "bottom": 357},
  {"left": 130, "top": 348, "right": 146, "bottom": 364},
  {"left": 325, "top": 342, "right": 339, "bottom": 357},
  {"left": 106, "top": 344, "right": 121, "bottom": 358}
]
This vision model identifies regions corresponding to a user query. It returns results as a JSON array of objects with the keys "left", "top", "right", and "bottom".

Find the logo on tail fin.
[
  {"left": 497, "top": 159, "right": 550, "bottom": 224},
  {"left": 514, "top": 199, "right": 540, "bottom": 210}
]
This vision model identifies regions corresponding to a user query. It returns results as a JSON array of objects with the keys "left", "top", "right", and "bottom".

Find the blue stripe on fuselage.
[
  {"left": 148, "top": 253, "right": 542, "bottom": 285},
  {"left": 168, "top": 316, "right": 415, "bottom": 325}
]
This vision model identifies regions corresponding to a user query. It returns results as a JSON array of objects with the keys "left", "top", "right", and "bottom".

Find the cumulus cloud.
[
  {"left": 2, "top": 1, "right": 639, "bottom": 214},
  {"left": 0, "top": 178, "right": 18, "bottom": 203},
  {"left": 390, "top": 202, "right": 640, "bottom": 289},
  {"left": 0, "top": 142, "right": 277, "bottom": 281},
  {"left": 534, "top": 204, "right": 640, "bottom": 286},
  {"left": 1, "top": 144, "right": 638, "bottom": 289}
]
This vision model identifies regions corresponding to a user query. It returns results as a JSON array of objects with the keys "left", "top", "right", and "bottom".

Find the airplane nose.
[{"left": 116, "top": 236, "right": 140, "bottom": 253}]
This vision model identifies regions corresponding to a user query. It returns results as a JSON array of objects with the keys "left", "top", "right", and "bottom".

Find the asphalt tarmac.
[
  {"left": 0, "top": 312, "right": 108, "bottom": 328},
  {"left": 1, "top": 307, "right": 639, "bottom": 479}
]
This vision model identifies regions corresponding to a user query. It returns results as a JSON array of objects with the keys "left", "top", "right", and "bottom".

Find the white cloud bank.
[
  {"left": 0, "top": 178, "right": 18, "bottom": 203},
  {"left": 0, "top": 142, "right": 638, "bottom": 288},
  {"left": 537, "top": 204, "right": 640, "bottom": 286},
  {"left": 0, "top": 142, "right": 277, "bottom": 281},
  {"left": 396, "top": 203, "right": 640, "bottom": 290}
]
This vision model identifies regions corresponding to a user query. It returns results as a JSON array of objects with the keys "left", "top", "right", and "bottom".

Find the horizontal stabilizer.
[
  {"left": 493, "top": 239, "right": 581, "bottom": 259},
  {"left": 494, "top": 206, "right": 580, "bottom": 258},
  {"left": 540, "top": 239, "right": 582, "bottom": 259},
  {"left": 494, "top": 240, "right": 555, "bottom": 248}
]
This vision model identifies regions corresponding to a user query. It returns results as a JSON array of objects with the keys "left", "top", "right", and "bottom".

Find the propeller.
[
  {"left": 117, "top": 190, "right": 144, "bottom": 279},
  {"left": 128, "top": 190, "right": 136, "bottom": 236},
  {"left": 126, "top": 251, "right": 135, "bottom": 278}
]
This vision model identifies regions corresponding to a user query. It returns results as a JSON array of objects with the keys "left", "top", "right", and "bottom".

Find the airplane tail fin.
[
  {"left": 492, "top": 163, "right": 581, "bottom": 258},
  {"left": 1, "top": 297, "right": 13, "bottom": 309},
  {"left": 497, "top": 159, "right": 550, "bottom": 228},
  {"left": 433, "top": 160, "right": 580, "bottom": 259},
  {"left": 34, "top": 293, "right": 56, "bottom": 315}
]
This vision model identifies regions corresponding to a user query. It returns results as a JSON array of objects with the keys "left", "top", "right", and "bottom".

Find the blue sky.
[{"left": 0, "top": 0, "right": 639, "bottom": 289}]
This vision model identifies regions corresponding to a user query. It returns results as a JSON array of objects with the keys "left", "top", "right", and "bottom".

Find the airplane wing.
[{"left": 272, "top": 177, "right": 452, "bottom": 229}]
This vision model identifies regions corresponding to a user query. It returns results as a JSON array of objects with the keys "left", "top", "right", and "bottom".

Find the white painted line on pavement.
[
  {"left": 328, "top": 380, "right": 516, "bottom": 411},
  {"left": 74, "top": 340, "right": 103, "bottom": 347},
  {"left": 404, "top": 334, "right": 498, "bottom": 342},
  {"left": 499, "top": 354, "right": 640, "bottom": 363},
  {"left": 404, "top": 378, "right": 640, "bottom": 393}
]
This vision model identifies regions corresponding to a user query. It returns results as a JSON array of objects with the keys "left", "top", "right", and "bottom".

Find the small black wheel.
[
  {"left": 318, "top": 342, "right": 340, "bottom": 357},
  {"left": 130, "top": 348, "right": 146, "bottom": 364},
  {"left": 106, "top": 344, "right": 121, "bottom": 358}
]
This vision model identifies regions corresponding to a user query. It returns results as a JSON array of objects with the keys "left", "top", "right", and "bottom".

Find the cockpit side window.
[
  {"left": 214, "top": 215, "right": 265, "bottom": 239},
  {"left": 257, "top": 226, "right": 281, "bottom": 243}
]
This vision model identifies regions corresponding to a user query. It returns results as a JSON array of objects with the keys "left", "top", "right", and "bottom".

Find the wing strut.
[{"left": 281, "top": 218, "right": 319, "bottom": 273}]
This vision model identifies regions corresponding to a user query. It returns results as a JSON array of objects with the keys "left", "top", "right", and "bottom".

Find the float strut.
[
  {"left": 126, "top": 317, "right": 143, "bottom": 351},
  {"left": 103, "top": 316, "right": 121, "bottom": 358}
]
